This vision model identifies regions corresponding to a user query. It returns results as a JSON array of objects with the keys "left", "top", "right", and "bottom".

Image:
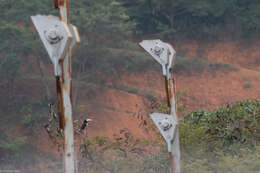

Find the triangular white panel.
[
  {"left": 139, "top": 40, "right": 167, "bottom": 66},
  {"left": 31, "top": 15, "right": 72, "bottom": 76},
  {"left": 139, "top": 40, "right": 176, "bottom": 77},
  {"left": 150, "top": 112, "right": 177, "bottom": 152}
]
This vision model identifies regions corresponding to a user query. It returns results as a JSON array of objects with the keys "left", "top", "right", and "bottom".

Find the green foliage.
[
  {"left": 174, "top": 56, "right": 238, "bottom": 74},
  {"left": 113, "top": 84, "right": 139, "bottom": 95},
  {"left": 174, "top": 57, "right": 207, "bottom": 73},
  {"left": 215, "top": 146, "right": 260, "bottom": 173},
  {"left": 182, "top": 145, "right": 260, "bottom": 173},
  {"left": 141, "top": 152, "right": 170, "bottom": 172},
  {"left": 94, "top": 136, "right": 109, "bottom": 147},
  {"left": 125, "top": 0, "right": 260, "bottom": 38},
  {"left": 144, "top": 92, "right": 156, "bottom": 101},
  {"left": 0, "top": 134, "right": 27, "bottom": 161},
  {"left": 181, "top": 99, "right": 260, "bottom": 154},
  {"left": 0, "top": 54, "right": 21, "bottom": 91},
  {"left": 77, "top": 99, "right": 260, "bottom": 172},
  {"left": 0, "top": 0, "right": 54, "bottom": 24},
  {"left": 20, "top": 100, "right": 47, "bottom": 129},
  {"left": 70, "top": 0, "right": 136, "bottom": 78},
  {"left": 153, "top": 102, "right": 170, "bottom": 114},
  {"left": 179, "top": 99, "right": 260, "bottom": 173},
  {"left": 70, "top": 0, "right": 135, "bottom": 39},
  {"left": 0, "top": 136, "right": 26, "bottom": 152},
  {"left": 243, "top": 82, "right": 251, "bottom": 89}
]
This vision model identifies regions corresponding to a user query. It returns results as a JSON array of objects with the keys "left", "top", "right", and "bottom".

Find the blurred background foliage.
[
  {"left": 1, "top": 0, "right": 260, "bottom": 172},
  {"left": 123, "top": 0, "right": 260, "bottom": 38},
  {"left": 1, "top": 0, "right": 259, "bottom": 90}
]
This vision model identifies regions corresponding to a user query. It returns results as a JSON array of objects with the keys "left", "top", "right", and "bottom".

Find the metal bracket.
[
  {"left": 150, "top": 113, "right": 178, "bottom": 152},
  {"left": 139, "top": 39, "right": 176, "bottom": 78},
  {"left": 31, "top": 15, "right": 73, "bottom": 76},
  {"left": 68, "top": 24, "right": 80, "bottom": 54}
]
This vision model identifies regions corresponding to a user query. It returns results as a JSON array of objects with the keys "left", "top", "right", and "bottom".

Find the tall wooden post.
[
  {"left": 166, "top": 76, "right": 180, "bottom": 173},
  {"left": 31, "top": 0, "right": 78, "bottom": 172},
  {"left": 139, "top": 40, "right": 181, "bottom": 173},
  {"left": 55, "top": 0, "right": 75, "bottom": 173}
]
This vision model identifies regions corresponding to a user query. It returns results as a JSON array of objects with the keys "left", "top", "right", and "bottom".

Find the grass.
[
  {"left": 242, "top": 77, "right": 251, "bottom": 89},
  {"left": 174, "top": 56, "right": 238, "bottom": 74},
  {"left": 243, "top": 82, "right": 251, "bottom": 89},
  {"left": 3, "top": 97, "right": 260, "bottom": 173},
  {"left": 74, "top": 44, "right": 239, "bottom": 85}
]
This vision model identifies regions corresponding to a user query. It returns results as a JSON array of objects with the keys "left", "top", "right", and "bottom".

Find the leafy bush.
[
  {"left": 179, "top": 99, "right": 260, "bottom": 172},
  {"left": 181, "top": 100, "right": 260, "bottom": 153},
  {"left": 75, "top": 99, "right": 260, "bottom": 173}
]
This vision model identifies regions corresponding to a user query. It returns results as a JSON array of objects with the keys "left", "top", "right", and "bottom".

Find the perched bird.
[{"left": 80, "top": 118, "right": 93, "bottom": 131}]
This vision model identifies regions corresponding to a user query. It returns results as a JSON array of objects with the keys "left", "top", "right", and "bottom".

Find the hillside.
[
  {"left": 7, "top": 38, "right": 260, "bottom": 142},
  {"left": 1, "top": 0, "right": 260, "bottom": 172},
  {"left": 1, "top": 39, "right": 260, "bottom": 173}
]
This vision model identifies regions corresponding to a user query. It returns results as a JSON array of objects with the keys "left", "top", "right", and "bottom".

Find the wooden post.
[
  {"left": 55, "top": 0, "right": 75, "bottom": 173},
  {"left": 166, "top": 76, "right": 180, "bottom": 173},
  {"left": 139, "top": 40, "right": 181, "bottom": 173}
]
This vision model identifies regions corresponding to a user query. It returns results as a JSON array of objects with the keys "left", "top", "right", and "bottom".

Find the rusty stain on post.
[
  {"left": 53, "top": 0, "right": 59, "bottom": 9},
  {"left": 56, "top": 76, "right": 65, "bottom": 129},
  {"left": 166, "top": 76, "right": 176, "bottom": 173},
  {"left": 168, "top": 76, "right": 181, "bottom": 173},
  {"left": 59, "top": 0, "right": 65, "bottom": 6},
  {"left": 164, "top": 76, "right": 170, "bottom": 107},
  {"left": 49, "top": 0, "right": 75, "bottom": 172}
]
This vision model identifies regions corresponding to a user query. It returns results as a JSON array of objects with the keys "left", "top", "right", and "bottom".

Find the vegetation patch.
[
  {"left": 174, "top": 56, "right": 238, "bottom": 74},
  {"left": 75, "top": 99, "right": 260, "bottom": 173}
]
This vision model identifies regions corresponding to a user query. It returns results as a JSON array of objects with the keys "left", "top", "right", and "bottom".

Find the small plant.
[
  {"left": 144, "top": 92, "right": 156, "bottom": 101},
  {"left": 94, "top": 136, "right": 109, "bottom": 147},
  {"left": 21, "top": 114, "right": 34, "bottom": 125},
  {"left": 178, "top": 105, "right": 185, "bottom": 113},
  {"left": 20, "top": 104, "right": 42, "bottom": 129},
  {"left": 242, "top": 76, "right": 249, "bottom": 81},
  {"left": 243, "top": 82, "right": 251, "bottom": 89}
]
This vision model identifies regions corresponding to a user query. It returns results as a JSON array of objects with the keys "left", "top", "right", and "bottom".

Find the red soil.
[{"left": 9, "top": 38, "right": 260, "bottom": 153}]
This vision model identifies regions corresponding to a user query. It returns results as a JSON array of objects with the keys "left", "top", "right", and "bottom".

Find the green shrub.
[
  {"left": 243, "top": 82, "right": 251, "bottom": 89},
  {"left": 0, "top": 136, "right": 26, "bottom": 152},
  {"left": 77, "top": 99, "right": 260, "bottom": 173},
  {"left": 181, "top": 99, "right": 260, "bottom": 154}
]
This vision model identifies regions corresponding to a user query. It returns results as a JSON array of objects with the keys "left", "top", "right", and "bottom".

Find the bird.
[{"left": 80, "top": 118, "right": 93, "bottom": 131}]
